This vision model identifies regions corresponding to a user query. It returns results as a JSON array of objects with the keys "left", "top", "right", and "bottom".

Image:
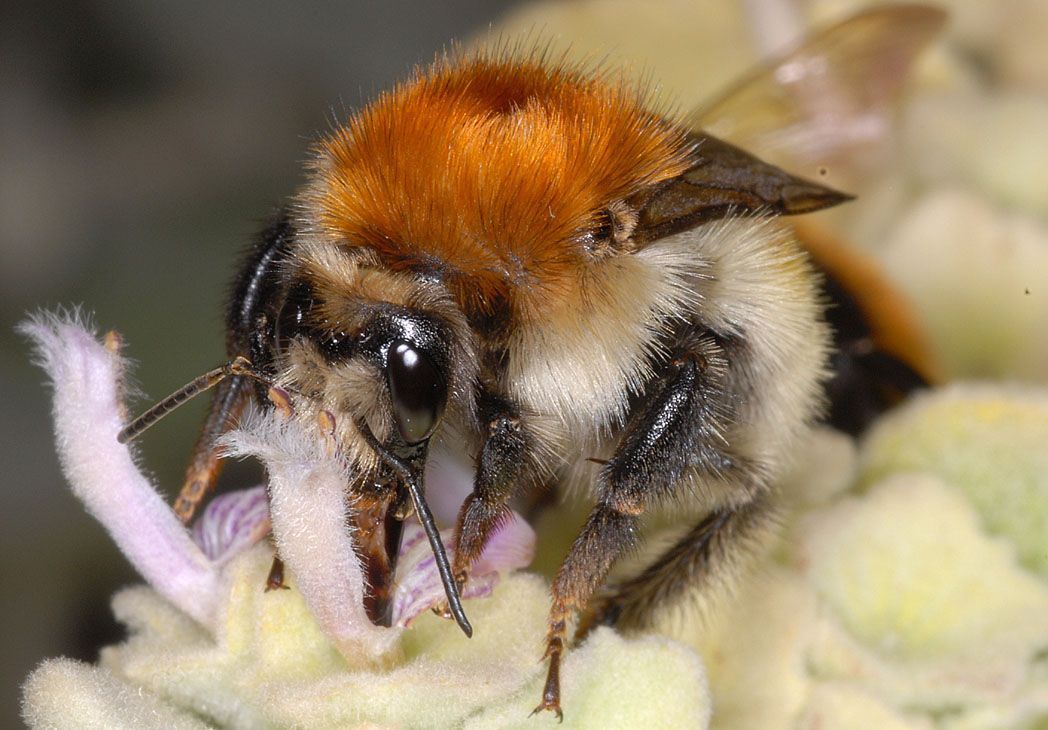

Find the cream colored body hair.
[
  {"left": 506, "top": 217, "right": 828, "bottom": 503},
  {"left": 683, "top": 217, "right": 828, "bottom": 480},
  {"left": 502, "top": 241, "right": 700, "bottom": 443}
]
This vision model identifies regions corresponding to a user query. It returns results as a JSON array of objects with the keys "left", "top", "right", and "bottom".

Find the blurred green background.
[{"left": 0, "top": 2, "right": 521, "bottom": 725}]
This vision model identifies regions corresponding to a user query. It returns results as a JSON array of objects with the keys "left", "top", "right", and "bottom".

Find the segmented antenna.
[{"left": 117, "top": 356, "right": 272, "bottom": 444}]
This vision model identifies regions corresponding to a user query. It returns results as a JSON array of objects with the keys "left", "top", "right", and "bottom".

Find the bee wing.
[
  {"left": 690, "top": 3, "right": 947, "bottom": 187},
  {"left": 634, "top": 4, "right": 946, "bottom": 243},
  {"left": 633, "top": 132, "right": 853, "bottom": 244}
]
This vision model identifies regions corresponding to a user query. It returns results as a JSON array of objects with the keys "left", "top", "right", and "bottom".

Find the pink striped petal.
[
  {"left": 392, "top": 514, "right": 535, "bottom": 628},
  {"left": 190, "top": 485, "right": 271, "bottom": 564}
]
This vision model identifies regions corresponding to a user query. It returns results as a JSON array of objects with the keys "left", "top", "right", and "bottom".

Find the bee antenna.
[
  {"left": 359, "top": 421, "right": 473, "bottom": 638},
  {"left": 117, "top": 356, "right": 273, "bottom": 444}
]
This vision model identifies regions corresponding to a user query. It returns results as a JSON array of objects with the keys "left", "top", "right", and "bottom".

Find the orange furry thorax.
[{"left": 303, "top": 54, "right": 691, "bottom": 325}]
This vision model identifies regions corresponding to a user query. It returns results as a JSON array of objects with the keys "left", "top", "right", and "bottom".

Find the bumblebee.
[{"left": 119, "top": 5, "right": 944, "bottom": 717}]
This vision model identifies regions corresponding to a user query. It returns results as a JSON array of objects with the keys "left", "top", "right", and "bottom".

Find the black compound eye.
[{"left": 386, "top": 340, "right": 447, "bottom": 444}]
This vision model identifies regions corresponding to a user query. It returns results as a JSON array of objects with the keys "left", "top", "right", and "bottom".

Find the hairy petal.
[
  {"left": 19, "top": 314, "right": 220, "bottom": 627},
  {"left": 221, "top": 411, "right": 400, "bottom": 660}
]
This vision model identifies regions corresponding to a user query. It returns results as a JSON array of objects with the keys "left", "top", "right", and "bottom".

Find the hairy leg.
[
  {"left": 577, "top": 495, "right": 775, "bottom": 639},
  {"left": 535, "top": 333, "right": 757, "bottom": 718},
  {"left": 451, "top": 391, "right": 545, "bottom": 583}
]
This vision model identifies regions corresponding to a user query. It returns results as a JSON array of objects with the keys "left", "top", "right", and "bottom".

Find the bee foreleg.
[
  {"left": 174, "top": 374, "right": 249, "bottom": 524},
  {"left": 452, "top": 391, "right": 537, "bottom": 585}
]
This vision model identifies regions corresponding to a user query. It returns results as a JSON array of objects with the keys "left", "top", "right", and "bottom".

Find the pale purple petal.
[
  {"left": 470, "top": 512, "right": 537, "bottom": 578},
  {"left": 20, "top": 314, "right": 221, "bottom": 628},
  {"left": 191, "top": 485, "right": 271, "bottom": 564},
  {"left": 221, "top": 412, "right": 400, "bottom": 659},
  {"left": 392, "top": 513, "right": 535, "bottom": 627}
]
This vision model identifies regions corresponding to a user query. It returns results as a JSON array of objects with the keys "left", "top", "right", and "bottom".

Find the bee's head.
[
  {"left": 271, "top": 244, "right": 477, "bottom": 466},
  {"left": 270, "top": 244, "right": 478, "bottom": 629}
]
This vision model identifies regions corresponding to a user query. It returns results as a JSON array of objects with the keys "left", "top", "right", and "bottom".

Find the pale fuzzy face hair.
[{"left": 272, "top": 242, "right": 480, "bottom": 476}]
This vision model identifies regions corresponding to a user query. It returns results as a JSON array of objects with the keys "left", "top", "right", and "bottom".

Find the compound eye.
[{"left": 386, "top": 340, "right": 447, "bottom": 444}]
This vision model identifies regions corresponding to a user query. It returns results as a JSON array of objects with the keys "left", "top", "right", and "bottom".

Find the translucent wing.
[{"left": 691, "top": 3, "right": 947, "bottom": 188}]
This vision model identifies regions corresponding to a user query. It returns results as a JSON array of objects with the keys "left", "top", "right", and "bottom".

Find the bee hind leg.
[{"left": 576, "top": 495, "right": 775, "bottom": 641}]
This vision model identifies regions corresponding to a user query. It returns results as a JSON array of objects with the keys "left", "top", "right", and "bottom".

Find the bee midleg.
[
  {"left": 174, "top": 374, "right": 250, "bottom": 524},
  {"left": 537, "top": 333, "right": 740, "bottom": 716},
  {"left": 452, "top": 390, "right": 538, "bottom": 585},
  {"left": 576, "top": 494, "right": 775, "bottom": 640}
]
